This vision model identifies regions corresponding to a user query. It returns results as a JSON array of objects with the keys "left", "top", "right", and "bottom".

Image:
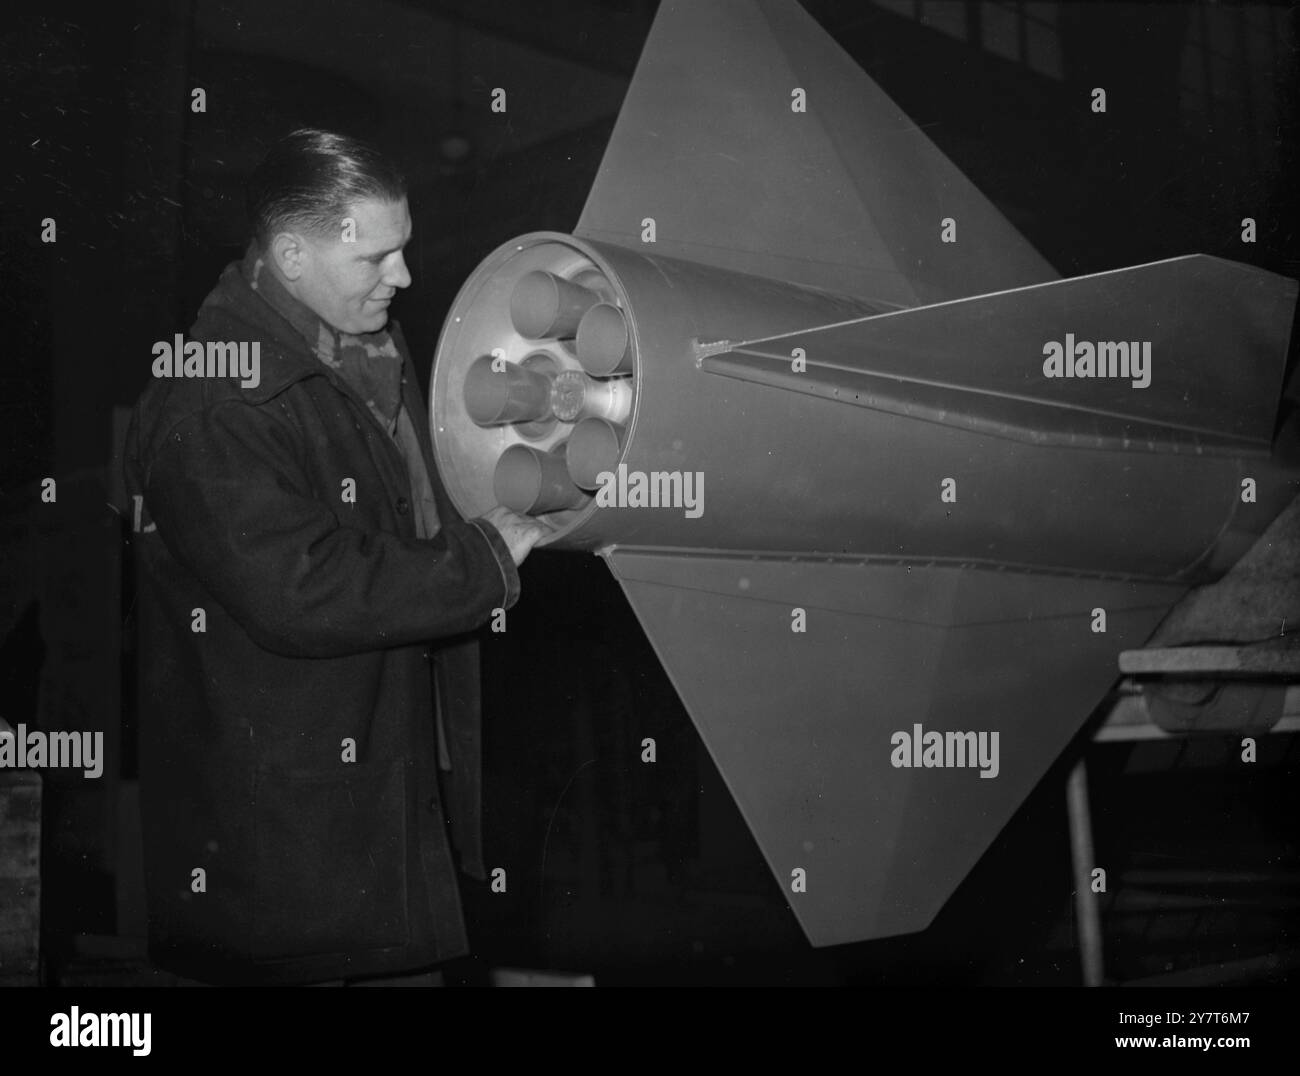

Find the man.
[{"left": 123, "top": 128, "right": 548, "bottom": 985}]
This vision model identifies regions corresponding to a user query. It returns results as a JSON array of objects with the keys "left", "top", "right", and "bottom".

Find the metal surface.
[
  {"left": 566, "top": 417, "right": 625, "bottom": 489},
  {"left": 574, "top": 0, "right": 1058, "bottom": 307},
  {"left": 602, "top": 550, "right": 1181, "bottom": 944},
  {"left": 576, "top": 303, "right": 634, "bottom": 375},
  {"left": 494, "top": 442, "right": 588, "bottom": 515},
  {"left": 463, "top": 355, "right": 554, "bottom": 426},
  {"left": 434, "top": 233, "right": 1297, "bottom": 582},
  {"left": 428, "top": 0, "right": 1300, "bottom": 947},
  {"left": 510, "top": 270, "right": 601, "bottom": 340},
  {"left": 706, "top": 255, "right": 1298, "bottom": 454},
  {"left": 1066, "top": 759, "right": 1104, "bottom": 987}
]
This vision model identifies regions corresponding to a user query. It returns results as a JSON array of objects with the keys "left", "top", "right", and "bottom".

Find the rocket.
[{"left": 429, "top": 1, "right": 1299, "bottom": 946}]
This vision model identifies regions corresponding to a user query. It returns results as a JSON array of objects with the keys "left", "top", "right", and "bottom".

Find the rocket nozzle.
[
  {"left": 493, "top": 442, "right": 589, "bottom": 515},
  {"left": 463, "top": 355, "right": 554, "bottom": 426},
  {"left": 576, "top": 303, "right": 634, "bottom": 375},
  {"left": 565, "top": 418, "right": 627, "bottom": 490},
  {"left": 509, "top": 270, "right": 600, "bottom": 339}
]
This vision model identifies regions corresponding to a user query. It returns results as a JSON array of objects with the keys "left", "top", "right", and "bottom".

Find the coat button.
[
  {"left": 396, "top": 496, "right": 410, "bottom": 514},
  {"left": 428, "top": 796, "right": 439, "bottom": 814}
]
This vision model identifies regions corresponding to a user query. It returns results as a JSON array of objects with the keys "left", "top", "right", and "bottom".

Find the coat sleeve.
[{"left": 142, "top": 396, "right": 520, "bottom": 659}]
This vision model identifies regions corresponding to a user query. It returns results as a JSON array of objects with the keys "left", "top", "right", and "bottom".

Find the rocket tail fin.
[
  {"left": 703, "top": 255, "right": 1298, "bottom": 452},
  {"left": 605, "top": 548, "right": 1182, "bottom": 945},
  {"left": 576, "top": 0, "right": 1056, "bottom": 307}
]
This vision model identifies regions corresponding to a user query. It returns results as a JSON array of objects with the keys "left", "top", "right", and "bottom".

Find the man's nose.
[{"left": 385, "top": 252, "right": 412, "bottom": 290}]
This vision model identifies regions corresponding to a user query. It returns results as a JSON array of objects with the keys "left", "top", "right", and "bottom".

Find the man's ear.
[{"left": 269, "top": 230, "right": 307, "bottom": 281}]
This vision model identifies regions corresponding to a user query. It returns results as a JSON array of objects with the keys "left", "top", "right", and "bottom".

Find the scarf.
[{"left": 242, "top": 244, "right": 441, "bottom": 538}]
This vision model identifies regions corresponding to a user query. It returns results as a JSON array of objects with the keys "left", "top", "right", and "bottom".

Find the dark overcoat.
[{"left": 123, "top": 262, "right": 517, "bottom": 985}]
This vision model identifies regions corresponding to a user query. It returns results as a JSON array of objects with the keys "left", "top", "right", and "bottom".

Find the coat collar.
[
  {"left": 190, "top": 254, "right": 464, "bottom": 528},
  {"left": 191, "top": 259, "right": 332, "bottom": 405}
]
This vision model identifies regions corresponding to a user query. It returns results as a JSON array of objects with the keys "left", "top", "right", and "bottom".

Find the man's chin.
[{"left": 339, "top": 311, "right": 389, "bottom": 335}]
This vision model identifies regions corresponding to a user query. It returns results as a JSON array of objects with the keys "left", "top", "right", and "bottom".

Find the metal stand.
[{"left": 1066, "top": 758, "right": 1104, "bottom": 986}]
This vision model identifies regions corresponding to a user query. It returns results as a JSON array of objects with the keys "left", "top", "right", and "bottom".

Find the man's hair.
[{"left": 246, "top": 128, "right": 406, "bottom": 248}]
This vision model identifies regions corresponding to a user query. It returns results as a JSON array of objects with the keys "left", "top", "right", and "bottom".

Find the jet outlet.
[
  {"left": 462, "top": 355, "right": 555, "bottom": 426},
  {"left": 576, "top": 302, "right": 634, "bottom": 375},
  {"left": 493, "top": 441, "right": 590, "bottom": 514},
  {"left": 566, "top": 417, "right": 627, "bottom": 490},
  {"left": 510, "top": 270, "right": 600, "bottom": 339}
]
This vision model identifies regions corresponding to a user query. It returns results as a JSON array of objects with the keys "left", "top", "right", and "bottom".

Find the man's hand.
[{"left": 479, "top": 505, "right": 554, "bottom": 567}]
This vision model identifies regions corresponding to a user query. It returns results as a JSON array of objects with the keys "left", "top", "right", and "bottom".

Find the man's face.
[{"left": 283, "top": 196, "right": 413, "bottom": 334}]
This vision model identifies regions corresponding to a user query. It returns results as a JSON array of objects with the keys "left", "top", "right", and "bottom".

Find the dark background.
[{"left": 1, "top": 0, "right": 1297, "bottom": 985}]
